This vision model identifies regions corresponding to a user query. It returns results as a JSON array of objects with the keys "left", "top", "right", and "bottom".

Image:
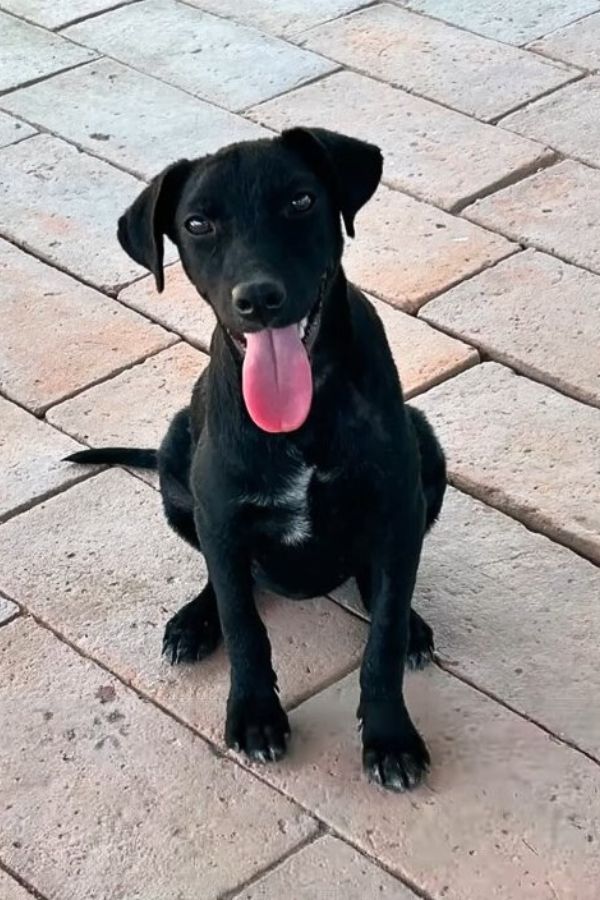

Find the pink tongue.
[{"left": 242, "top": 325, "right": 313, "bottom": 433}]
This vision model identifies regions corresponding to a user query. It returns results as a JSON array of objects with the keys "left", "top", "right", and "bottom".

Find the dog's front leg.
[
  {"left": 357, "top": 496, "right": 430, "bottom": 791},
  {"left": 194, "top": 507, "right": 289, "bottom": 762}
]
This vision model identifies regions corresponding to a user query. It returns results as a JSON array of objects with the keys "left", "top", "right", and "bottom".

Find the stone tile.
[
  {"left": 248, "top": 71, "right": 554, "bottom": 211},
  {"left": 65, "top": 0, "right": 335, "bottom": 112},
  {"left": 0, "top": 240, "right": 175, "bottom": 414},
  {"left": 1, "top": 58, "right": 270, "bottom": 181},
  {"left": 0, "top": 595, "right": 19, "bottom": 625},
  {"left": 0, "top": 870, "right": 34, "bottom": 900},
  {"left": 259, "top": 668, "right": 600, "bottom": 900},
  {"left": 0, "top": 396, "right": 92, "bottom": 523},
  {"left": 333, "top": 486, "right": 600, "bottom": 757},
  {"left": 0, "top": 110, "right": 35, "bottom": 149},
  {"left": 369, "top": 296, "right": 478, "bottom": 397},
  {"left": 0, "top": 618, "right": 316, "bottom": 899},
  {"left": 0, "top": 134, "right": 170, "bottom": 292},
  {"left": 0, "top": 11, "right": 94, "bottom": 93},
  {"left": 47, "top": 342, "right": 208, "bottom": 487},
  {"left": 119, "top": 264, "right": 216, "bottom": 351},
  {"left": 345, "top": 184, "right": 514, "bottom": 311},
  {"left": 413, "top": 363, "right": 600, "bottom": 562},
  {"left": 502, "top": 76, "right": 600, "bottom": 168},
  {"left": 420, "top": 249, "right": 600, "bottom": 407},
  {"left": 236, "top": 834, "right": 417, "bottom": 898},
  {"left": 185, "top": 0, "right": 367, "bottom": 36},
  {"left": 301, "top": 5, "right": 573, "bottom": 121},
  {"left": 529, "top": 11, "right": 600, "bottom": 70},
  {"left": 0, "top": 470, "right": 368, "bottom": 743},
  {"left": 397, "top": 0, "right": 600, "bottom": 45},
  {"left": 465, "top": 160, "right": 600, "bottom": 274},
  {"left": 0, "top": 0, "right": 127, "bottom": 28}
]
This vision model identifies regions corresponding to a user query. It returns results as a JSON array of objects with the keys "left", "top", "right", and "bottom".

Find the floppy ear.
[
  {"left": 281, "top": 127, "right": 383, "bottom": 237},
  {"left": 117, "top": 159, "right": 192, "bottom": 292}
]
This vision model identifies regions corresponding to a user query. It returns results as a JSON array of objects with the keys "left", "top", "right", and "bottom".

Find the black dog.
[{"left": 67, "top": 128, "right": 446, "bottom": 791}]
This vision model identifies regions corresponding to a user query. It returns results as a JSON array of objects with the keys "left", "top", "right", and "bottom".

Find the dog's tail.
[{"left": 63, "top": 447, "right": 158, "bottom": 469}]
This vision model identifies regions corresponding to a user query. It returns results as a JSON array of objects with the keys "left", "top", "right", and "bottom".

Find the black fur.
[{"left": 69, "top": 128, "right": 446, "bottom": 790}]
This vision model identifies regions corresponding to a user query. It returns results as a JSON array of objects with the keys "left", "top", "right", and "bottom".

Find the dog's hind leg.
[
  {"left": 407, "top": 405, "right": 446, "bottom": 532},
  {"left": 356, "top": 569, "right": 433, "bottom": 671},
  {"left": 159, "top": 406, "right": 222, "bottom": 663},
  {"left": 162, "top": 582, "right": 222, "bottom": 664}
]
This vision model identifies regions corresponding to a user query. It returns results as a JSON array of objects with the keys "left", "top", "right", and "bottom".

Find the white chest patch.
[{"left": 241, "top": 458, "right": 315, "bottom": 546}]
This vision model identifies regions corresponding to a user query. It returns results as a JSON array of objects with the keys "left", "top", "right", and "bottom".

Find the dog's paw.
[
  {"left": 406, "top": 610, "right": 434, "bottom": 671},
  {"left": 162, "top": 598, "right": 221, "bottom": 665},
  {"left": 225, "top": 692, "right": 290, "bottom": 763},
  {"left": 360, "top": 700, "right": 430, "bottom": 792}
]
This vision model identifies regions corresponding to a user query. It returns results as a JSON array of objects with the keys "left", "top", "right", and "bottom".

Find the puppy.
[{"left": 68, "top": 128, "right": 446, "bottom": 791}]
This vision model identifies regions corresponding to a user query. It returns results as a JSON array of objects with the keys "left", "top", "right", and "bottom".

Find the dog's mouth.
[
  {"left": 227, "top": 292, "right": 323, "bottom": 358},
  {"left": 228, "top": 293, "right": 323, "bottom": 435}
]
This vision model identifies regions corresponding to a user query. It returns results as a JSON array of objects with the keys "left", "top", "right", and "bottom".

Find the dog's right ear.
[{"left": 117, "top": 159, "right": 192, "bottom": 293}]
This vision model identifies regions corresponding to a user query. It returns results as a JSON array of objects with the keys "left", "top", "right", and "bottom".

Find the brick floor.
[
  {"left": 0, "top": 238, "right": 175, "bottom": 414},
  {"left": 2, "top": 1, "right": 599, "bottom": 896},
  {"left": 419, "top": 249, "right": 600, "bottom": 407},
  {"left": 0, "top": 618, "right": 317, "bottom": 900},
  {"left": 414, "top": 363, "right": 600, "bottom": 563},
  {"left": 399, "top": 0, "right": 600, "bottom": 45},
  {"left": 300, "top": 4, "right": 574, "bottom": 121},
  {"left": 248, "top": 71, "right": 554, "bottom": 210},
  {"left": 0, "top": 111, "right": 35, "bottom": 149},
  {"left": 64, "top": 0, "right": 336, "bottom": 111},
  {"left": 528, "top": 11, "right": 600, "bottom": 69}
]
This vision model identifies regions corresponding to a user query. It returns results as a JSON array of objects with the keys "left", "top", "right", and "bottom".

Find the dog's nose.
[{"left": 232, "top": 279, "right": 285, "bottom": 322}]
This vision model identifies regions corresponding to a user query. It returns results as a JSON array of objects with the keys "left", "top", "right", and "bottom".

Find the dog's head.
[{"left": 117, "top": 128, "right": 382, "bottom": 433}]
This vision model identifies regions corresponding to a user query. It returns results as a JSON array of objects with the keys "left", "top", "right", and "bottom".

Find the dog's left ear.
[
  {"left": 117, "top": 159, "right": 192, "bottom": 292},
  {"left": 281, "top": 127, "right": 383, "bottom": 237}
]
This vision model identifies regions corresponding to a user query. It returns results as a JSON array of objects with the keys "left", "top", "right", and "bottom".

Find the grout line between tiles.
[
  {"left": 218, "top": 828, "right": 326, "bottom": 900},
  {"left": 55, "top": 0, "right": 145, "bottom": 31},
  {"left": 490, "top": 69, "right": 586, "bottom": 123},
  {"left": 0, "top": 860, "right": 49, "bottom": 900}
]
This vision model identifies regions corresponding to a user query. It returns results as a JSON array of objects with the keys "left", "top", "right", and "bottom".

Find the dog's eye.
[
  {"left": 185, "top": 216, "right": 213, "bottom": 236},
  {"left": 289, "top": 192, "right": 315, "bottom": 214}
]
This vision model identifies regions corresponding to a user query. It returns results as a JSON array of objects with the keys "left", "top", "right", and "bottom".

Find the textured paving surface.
[{"left": 1, "top": 2, "right": 599, "bottom": 897}]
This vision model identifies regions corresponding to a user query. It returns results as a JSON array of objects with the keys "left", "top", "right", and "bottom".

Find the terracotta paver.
[
  {"left": 300, "top": 4, "right": 574, "bottom": 121},
  {"left": 0, "top": 0, "right": 130, "bottom": 29},
  {"left": 0, "top": 870, "right": 34, "bottom": 900},
  {"left": 465, "top": 159, "right": 600, "bottom": 274},
  {"left": 0, "top": 111, "right": 35, "bottom": 149},
  {"left": 0, "top": 10, "right": 94, "bottom": 93},
  {"left": 501, "top": 76, "right": 600, "bottom": 168},
  {"left": 413, "top": 362, "right": 600, "bottom": 562},
  {"left": 369, "top": 296, "right": 478, "bottom": 397},
  {"left": 257, "top": 668, "right": 600, "bottom": 900},
  {"left": 345, "top": 184, "right": 514, "bottom": 310},
  {"left": 235, "top": 834, "right": 418, "bottom": 898},
  {"left": 1, "top": 58, "right": 270, "bottom": 181},
  {"left": 0, "top": 596, "right": 19, "bottom": 626},
  {"left": 0, "top": 396, "right": 93, "bottom": 523},
  {"left": 333, "top": 485, "right": 600, "bottom": 756},
  {"left": 46, "top": 342, "right": 208, "bottom": 486},
  {"left": 0, "top": 469, "right": 368, "bottom": 744},
  {"left": 420, "top": 249, "right": 600, "bottom": 406},
  {"left": 248, "top": 70, "right": 555, "bottom": 211},
  {"left": 64, "top": 0, "right": 336, "bottom": 112},
  {"left": 0, "top": 618, "right": 317, "bottom": 900},
  {"left": 0, "top": 239, "right": 175, "bottom": 414},
  {"left": 0, "top": 134, "right": 174, "bottom": 292},
  {"left": 398, "top": 0, "right": 600, "bottom": 45},
  {"left": 184, "top": 0, "right": 368, "bottom": 36},
  {"left": 119, "top": 265, "right": 217, "bottom": 352},
  {"left": 529, "top": 11, "right": 600, "bottom": 70}
]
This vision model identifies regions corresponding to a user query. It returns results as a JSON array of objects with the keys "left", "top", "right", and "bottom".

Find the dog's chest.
[{"left": 242, "top": 455, "right": 320, "bottom": 546}]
